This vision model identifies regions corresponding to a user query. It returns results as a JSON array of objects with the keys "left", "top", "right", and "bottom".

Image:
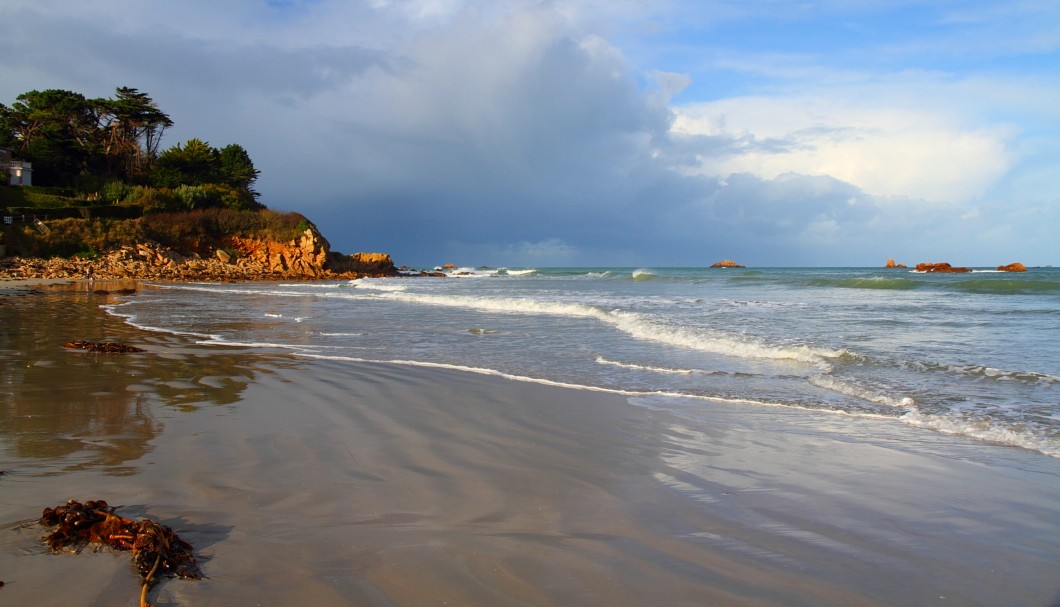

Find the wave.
[
  {"left": 436, "top": 266, "right": 502, "bottom": 278},
  {"left": 366, "top": 290, "right": 843, "bottom": 364},
  {"left": 631, "top": 269, "right": 657, "bottom": 281},
  {"left": 349, "top": 279, "right": 408, "bottom": 292},
  {"left": 808, "top": 374, "right": 915, "bottom": 408},
  {"left": 193, "top": 339, "right": 326, "bottom": 353},
  {"left": 912, "top": 362, "right": 1060, "bottom": 384},
  {"left": 297, "top": 353, "right": 858, "bottom": 415},
  {"left": 596, "top": 356, "right": 695, "bottom": 375},
  {"left": 594, "top": 356, "right": 757, "bottom": 378},
  {"left": 102, "top": 301, "right": 222, "bottom": 340},
  {"left": 819, "top": 277, "right": 920, "bottom": 290},
  {"left": 949, "top": 278, "right": 1060, "bottom": 295},
  {"left": 295, "top": 352, "right": 1059, "bottom": 460},
  {"left": 900, "top": 410, "right": 1059, "bottom": 459},
  {"left": 501, "top": 268, "right": 537, "bottom": 276}
]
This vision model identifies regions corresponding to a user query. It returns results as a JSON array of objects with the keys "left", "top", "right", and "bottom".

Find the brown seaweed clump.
[
  {"left": 63, "top": 340, "right": 145, "bottom": 353},
  {"left": 40, "top": 500, "right": 201, "bottom": 606}
]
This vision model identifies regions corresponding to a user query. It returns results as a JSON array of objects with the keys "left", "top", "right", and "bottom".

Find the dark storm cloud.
[{"left": 2, "top": 1, "right": 1054, "bottom": 266}]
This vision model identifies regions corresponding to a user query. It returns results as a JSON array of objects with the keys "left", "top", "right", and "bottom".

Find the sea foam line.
[
  {"left": 900, "top": 410, "right": 1059, "bottom": 459},
  {"left": 101, "top": 301, "right": 222, "bottom": 340},
  {"left": 595, "top": 356, "right": 695, "bottom": 375},
  {"left": 808, "top": 374, "right": 915, "bottom": 408},
  {"left": 295, "top": 353, "right": 901, "bottom": 423},
  {"left": 369, "top": 290, "right": 842, "bottom": 365}
]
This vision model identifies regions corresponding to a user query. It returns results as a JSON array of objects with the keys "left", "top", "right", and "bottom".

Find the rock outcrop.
[
  {"left": 325, "top": 251, "right": 396, "bottom": 276},
  {"left": 223, "top": 227, "right": 330, "bottom": 277},
  {"left": 915, "top": 262, "right": 971, "bottom": 273},
  {"left": 997, "top": 262, "right": 1027, "bottom": 272},
  {"left": 0, "top": 238, "right": 396, "bottom": 282},
  {"left": 710, "top": 259, "right": 746, "bottom": 268},
  {"left": 884, "top": 258, "right": 907, "bottom": 269}
]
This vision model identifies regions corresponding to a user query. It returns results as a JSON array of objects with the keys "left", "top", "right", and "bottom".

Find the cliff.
[{"left": 0, "top": 211, "right": 396, "bottom": 281}]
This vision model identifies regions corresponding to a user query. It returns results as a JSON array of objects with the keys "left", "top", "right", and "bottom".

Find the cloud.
[
  {"left": 671, "top": 88, "right": 1018, "bottom": 204},
  {"left": 1, "top": 0, "right": 1057, "bottom": 266}
]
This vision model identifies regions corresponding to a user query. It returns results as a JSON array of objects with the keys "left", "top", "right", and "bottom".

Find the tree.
[
  {"left": 0, "top": 89, "right": 100, "bottom": 185},
  {"left": 98, "top": 87, "right": 172, "bottom": 176},
  {"left": 217, "top": 144, "right": 260, "bottom": 195},
  {"left": 0, "top": 87, "right": 173, "bottom": 185},
  {"left": 152, "top": 138, "right": 219, "bottom": 187}
]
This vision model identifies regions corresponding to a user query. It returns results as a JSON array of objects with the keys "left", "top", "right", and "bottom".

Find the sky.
[{"left": 1, "top": 0, "right": 1058, "bottom": 267}]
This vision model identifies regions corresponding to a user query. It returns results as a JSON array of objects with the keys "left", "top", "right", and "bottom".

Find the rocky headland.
[{"left": 0, "top": 222, "right": 396, "bottom": 282}]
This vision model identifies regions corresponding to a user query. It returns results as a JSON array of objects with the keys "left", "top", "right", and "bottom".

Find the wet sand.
[{"left": 1, "top": 288, "right": 1059, "bottom": 606}]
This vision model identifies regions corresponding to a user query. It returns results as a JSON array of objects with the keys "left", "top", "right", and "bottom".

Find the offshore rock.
[
  {"left": 325, "top": 251, "right": 396, "bottom": 277},
  {"left": 710, "top": 259, "right": 746, "bottom": 268},
  {"left": 997, "top": 262, "right": 1027, "bottom": 272},
  {"left": 915, "top": 262, "right": 971, "bottom": 273}
]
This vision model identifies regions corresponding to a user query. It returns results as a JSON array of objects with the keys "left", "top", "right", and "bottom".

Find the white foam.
[
  {"left": 193, "top": 339, "right": 325, "bottom": 353},
  {"left": 101, "top": 301, "right": 221, "bottom": 340},
  {"left": 349, "top": 279, "right": 408, "bottom": 292},
  {"left": 502, "top": 268, "right": 537, "bottom": 276},
  {"left": 595, "top": 356, "right": 695, "bottom": 375},
  {"left": 900, "top": 410, "right": 1059, "bottom": 459},
  {"left": 439, "top": 267, "right": 501, "bottom": 278},
  {"left": 296, "top": 353, "right": 887, "bottom": 420},
  {"left": 368, "top": 290, "right": 841, "bottom": 364},
  {"left": 809, "top": 374, "right": 915, "bottom": 408}
]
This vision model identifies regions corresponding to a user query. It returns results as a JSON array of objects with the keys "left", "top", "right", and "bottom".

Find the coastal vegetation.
[
  {"left": 0, "top": 87, "right": 257, "bottom": 194},
  {"left": 0, "top": 86, "right": 341, "bottom": 269},
  {"left": 0, "top": 86, "right": 398, "bottom": 280}
]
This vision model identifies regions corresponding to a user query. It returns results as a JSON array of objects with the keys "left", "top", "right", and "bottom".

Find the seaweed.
[
  {"left": 39, "top": 499, "right": 201, "bottom": 607},
  {"left": 63, "top": 340, "right": 145, "bottom": 353}
]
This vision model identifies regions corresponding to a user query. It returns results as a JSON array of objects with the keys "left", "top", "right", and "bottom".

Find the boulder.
[
  {"left": 997, "top": 262, "right": 1027, "bottom": 272},
  {"left": 885, "top": 258, "right": 897, "bottom": 268},
  {"left": 710, "top": 259, "right": 746, "bottom": 269},
  {"left": 915, "top": 262, "right": 971, "bottom": 273},
  {"left": 324, "top": 251, "right": 396, "bottom": 277}
]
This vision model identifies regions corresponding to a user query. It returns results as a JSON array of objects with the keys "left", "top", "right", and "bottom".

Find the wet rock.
[
  {"left": 915, "top": 262, "right": 971, "bottom": 273},
  {"left": 997, "top": 262, "right": 1027, "bottom": 272}
]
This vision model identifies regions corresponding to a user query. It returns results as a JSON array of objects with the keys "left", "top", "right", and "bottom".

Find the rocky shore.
[{"left": 0, "top": 236, "right": 396, "bottom": 282}]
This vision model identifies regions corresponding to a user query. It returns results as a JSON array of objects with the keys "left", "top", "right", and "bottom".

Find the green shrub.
[{"left": 100, "top": 181, "right": 131, "bottom": 204}]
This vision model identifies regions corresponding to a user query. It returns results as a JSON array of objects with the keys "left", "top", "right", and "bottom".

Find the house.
[{"left": 0, "top": 148, "right": 33, "bottom": 186}]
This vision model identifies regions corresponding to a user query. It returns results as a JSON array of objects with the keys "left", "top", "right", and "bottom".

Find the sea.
[{"left": 105, "top": 266, "right": 1060, "bottom": 460}]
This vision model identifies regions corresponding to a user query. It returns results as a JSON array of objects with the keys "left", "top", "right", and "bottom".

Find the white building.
[{"left": 1, "top": 148, "right": 33, "bottom": 186}]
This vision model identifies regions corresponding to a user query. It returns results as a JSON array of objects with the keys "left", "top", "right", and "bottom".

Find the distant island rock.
[
  {"left": 997, "top": 262, "right": 1027, "bottom": 272},
  {"left": 710, "top": 259, "right": 746, "bottom": 268},
  {"left": 915, "top": 262, "right": 971, "bottom": 273},
  {"left": 884, "top": 258, "right": 907, "bottom": 269}
]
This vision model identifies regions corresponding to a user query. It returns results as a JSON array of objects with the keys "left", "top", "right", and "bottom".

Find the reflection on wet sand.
[{"left": 0, "top": 286, "right": 280, "bottom": 476}]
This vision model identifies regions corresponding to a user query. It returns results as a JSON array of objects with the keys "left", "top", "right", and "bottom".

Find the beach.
[{"left": 2, "top": 283, "right": 1059, "bottom": 606}]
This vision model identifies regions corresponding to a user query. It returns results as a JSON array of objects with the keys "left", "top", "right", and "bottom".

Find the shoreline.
[{"left": 2, "top": 288, "right": 1059, "bottom": 605}]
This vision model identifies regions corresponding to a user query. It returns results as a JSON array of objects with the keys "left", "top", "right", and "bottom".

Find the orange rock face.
[
  {"left": 997, "top": 262, "right": 1027, "bottom": 272},
  {"left": 710, "top": 259, "right": 746, "bottom": 268},
  {"left": 915, "top": 262, "right": 971, "bottom": 273},
  {"left": 885, "top": 258, "right": 897, "bottom": 268}
]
